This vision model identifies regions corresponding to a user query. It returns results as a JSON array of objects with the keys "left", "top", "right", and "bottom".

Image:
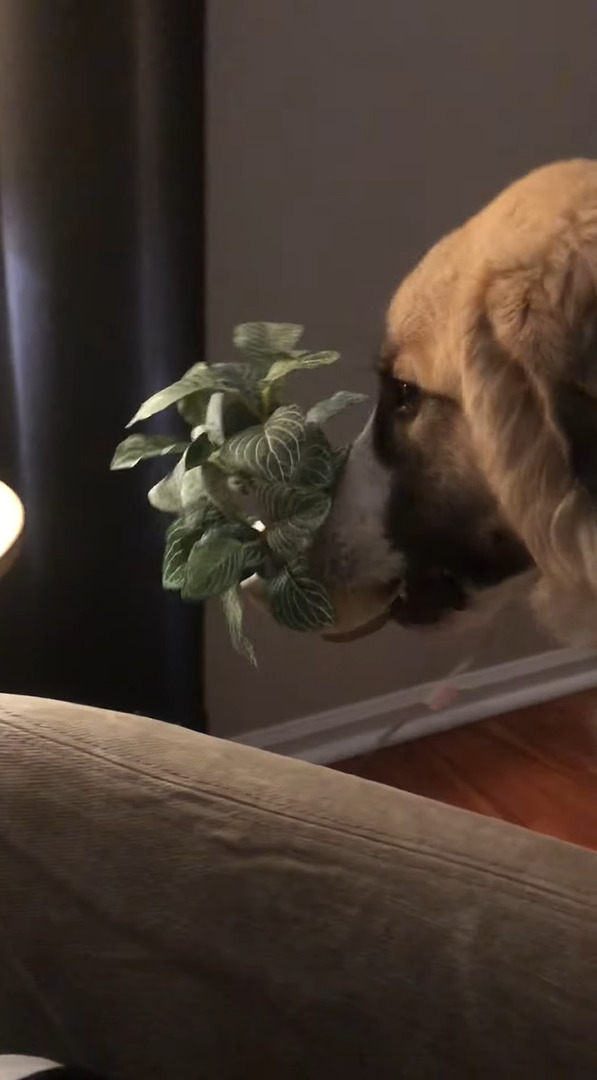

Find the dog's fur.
[{"left": 315, "top": 159, "right": 597, "bottom": 645}]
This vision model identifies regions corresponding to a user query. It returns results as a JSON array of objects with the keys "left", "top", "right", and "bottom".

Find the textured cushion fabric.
[
  {"left": 0, "top": 694, "right": 596, "bottom": 1079},
  {"left": 0, "top": 1059, "right": 103, "bottom": 1079},
  {"left": 0, "top": 1059, "right": 58, "bottom": 1080}
]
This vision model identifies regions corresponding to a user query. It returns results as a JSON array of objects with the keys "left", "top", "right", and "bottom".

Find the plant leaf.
[
  {"left": 110, "top": 434, "right": 188, "bottom": 471},
  {"left": 262, "top": 351, "right": 339, "bottom": 386},
  {"left": 148, "top": 456, "right": 188, "bottom": 514},
  {"left": 185, "top": 431, "right": 213, "bottom": 469},
  {"left": 292, "top": 427, "right": 335, "bottom": 489},
  {"left": 179, "top": 496, "right": 229, "bottom": 535},
  {"left": 162, "top": 517, "right": 202, "bottom": 591},
  {"left": 268, "top": 565, "right": 335, "bottom": 632},
  {"left": 205, "top": 392, "right": 225, "bottom": 446},
  {"left": 178, "top": 391, "right": 210, "bottom": 427},
  {"left": 180, "top": 465, "right": 206, "bottom": 512},
  {"left": 204, "top": 519, "right": 263, "bottom": 546},
  {"left": 306, "top": 390, "right": 368, "bottom": 426},
  {"left": 128, "top": 363, "right": 251, "bottom": 427},
  {"left": 254, "top": 483, "right": 331, "bottom": 559},
  {"left": 233, "top": 322, "right": 304, "bottom": 362},
  {"left": 221, "top": 587, "right": 257, "bottom": 665},
  {"left": 210, "top": 362, "right": 263, "bottom": 398},
  {"left": 219, "top": 404, "right": 306, "bottom": 482},
  {"left": 267, "top": 500, "right": 331, "bottom": 559},
  {"left": 182, "top": 536, "right": 261, "bottom": 600},
  {"left": 193, "top": 498, "right": 229, "bottom": 532},
  {"left": 201, "top": 461, "right": 251, "bottom": 519}
]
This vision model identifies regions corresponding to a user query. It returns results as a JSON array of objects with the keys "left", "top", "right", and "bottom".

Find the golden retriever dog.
[{"left": 312, "top": 159, "right": 597, "bottom": 646}]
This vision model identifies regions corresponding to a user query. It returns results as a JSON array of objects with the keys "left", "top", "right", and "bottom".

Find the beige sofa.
[{"left": 0, "top": 694, "right": 595, "bottom": 1079}]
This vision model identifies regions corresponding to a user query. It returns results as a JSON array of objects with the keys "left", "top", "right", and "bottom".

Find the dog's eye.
[
  {"left": 390, "top": 377, "right": 420, "bottom": 414},
  {"left": 374, "top": 373, "right": 421, "bottom": 463}
]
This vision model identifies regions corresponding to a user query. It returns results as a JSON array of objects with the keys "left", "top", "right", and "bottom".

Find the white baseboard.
[{"left": 233, "top": 646, "right": 597, "bottom": 765}]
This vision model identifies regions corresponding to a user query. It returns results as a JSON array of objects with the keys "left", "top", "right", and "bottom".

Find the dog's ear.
[
  {"left": 552, "top": 381, "right": 597, "bottom": 499},
  {"left": 460, "top": 257, "right": 597, "bottom": 610}
]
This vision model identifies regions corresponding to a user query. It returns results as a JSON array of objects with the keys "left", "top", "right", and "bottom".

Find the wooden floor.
[{"left": 334, "top": 688, "right": 597, "bottom": 850}]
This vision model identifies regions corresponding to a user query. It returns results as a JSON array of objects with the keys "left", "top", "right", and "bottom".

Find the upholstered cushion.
[
  {"left": 0, "top": 1058, "right": 102, "bottom": 1079},
  {"left": 0, "top": 694, "right": 595, "bottom": 1078}
]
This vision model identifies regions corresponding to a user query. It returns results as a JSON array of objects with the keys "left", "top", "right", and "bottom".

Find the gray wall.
[{"left": 206, "top": 0, "right": 596, "bottom": 738}]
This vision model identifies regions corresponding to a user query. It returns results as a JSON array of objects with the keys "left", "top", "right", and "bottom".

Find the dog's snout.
[{"left": 312, "top": 419, "right": 404, "bottom": 591}]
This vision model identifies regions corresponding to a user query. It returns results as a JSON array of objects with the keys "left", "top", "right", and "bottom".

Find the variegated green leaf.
[
  {"left": 183, "top": 536, "right": 261, "bottom": 601},
  {"left": 306, "top": 390, "right": 368, "bottom": 426},
  {"left": 162, "top": 517, "right": 202, "bottom": 591},
  {"left": 268, "top": 565, "right": 335, "bottom": 632},
  {"left": 292, "top": 428, "right": 335, "bottom": 489},
  {"left": 254, "top": 483, "right": 331, "bottom": 559},
  {"left": 200, "top": 461, "right": 250, "bottom": 520},
  {"left": 110, "top": 434, "right": 188, "bottom": 470},
  {"left": 210, "top": 362, "right": 264, "bottom": 400},
  {"left": 263, "top": 350, "right": 339, "bottom": 386},
  {"left": 219, "top": 405, "right": 306, "bottom": 482},
  {"left": 203, "top": 519, "right": 263, "bottom": 545},
  {"left": 180, "top": 465, "right": 206, "bottom": 512},
  {"left": 221, "top": 587, "right": 257, "bottom": 665},
  {"left": 177, "top": 390, "right": 210, "bottom": 428},
  {"left": 128, "top": 363, "right": 251, "bottom": 427},
  {"left": 184, "top": 496, "right": 229, "bottom": 534},
  {"left": 205, "top": 392, "right": 225, "bottom": 445},
  {"left": 233, "top": 322, "right": 304, "bottom": 362},
  {"left": 148, "top": 455, "right": 188, "bottom": 514}
]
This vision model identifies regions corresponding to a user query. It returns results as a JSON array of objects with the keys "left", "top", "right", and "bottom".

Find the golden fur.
[{"left": 384, "top": 159, "right": 597, "bottom": 646}]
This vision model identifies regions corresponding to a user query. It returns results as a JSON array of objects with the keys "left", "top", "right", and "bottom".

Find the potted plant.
[{"left": 111, "top": 323, "right": 366, "bottom": 662}]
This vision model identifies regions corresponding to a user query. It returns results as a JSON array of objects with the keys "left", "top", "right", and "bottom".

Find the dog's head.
[{"left": 312, "top": 159, "right": 597, "bottom": 645}]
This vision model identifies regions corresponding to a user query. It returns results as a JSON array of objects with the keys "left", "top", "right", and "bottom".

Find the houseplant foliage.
[{"left": 111, "top": 322, "right": 367, "bottom": 663}]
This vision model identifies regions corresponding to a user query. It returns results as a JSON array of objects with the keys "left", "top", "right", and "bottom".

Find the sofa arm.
[{"left": 0, "top": 694, "right": 595, "bottom": 1080}]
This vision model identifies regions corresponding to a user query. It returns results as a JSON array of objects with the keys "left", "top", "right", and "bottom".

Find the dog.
[{"left": 311, "top": 159, "right": 597, "bottom": 647}]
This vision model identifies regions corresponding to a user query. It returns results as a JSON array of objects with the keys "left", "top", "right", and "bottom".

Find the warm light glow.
[{"left": 0, "top": 481, "right": 24, "bottom": 575}]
